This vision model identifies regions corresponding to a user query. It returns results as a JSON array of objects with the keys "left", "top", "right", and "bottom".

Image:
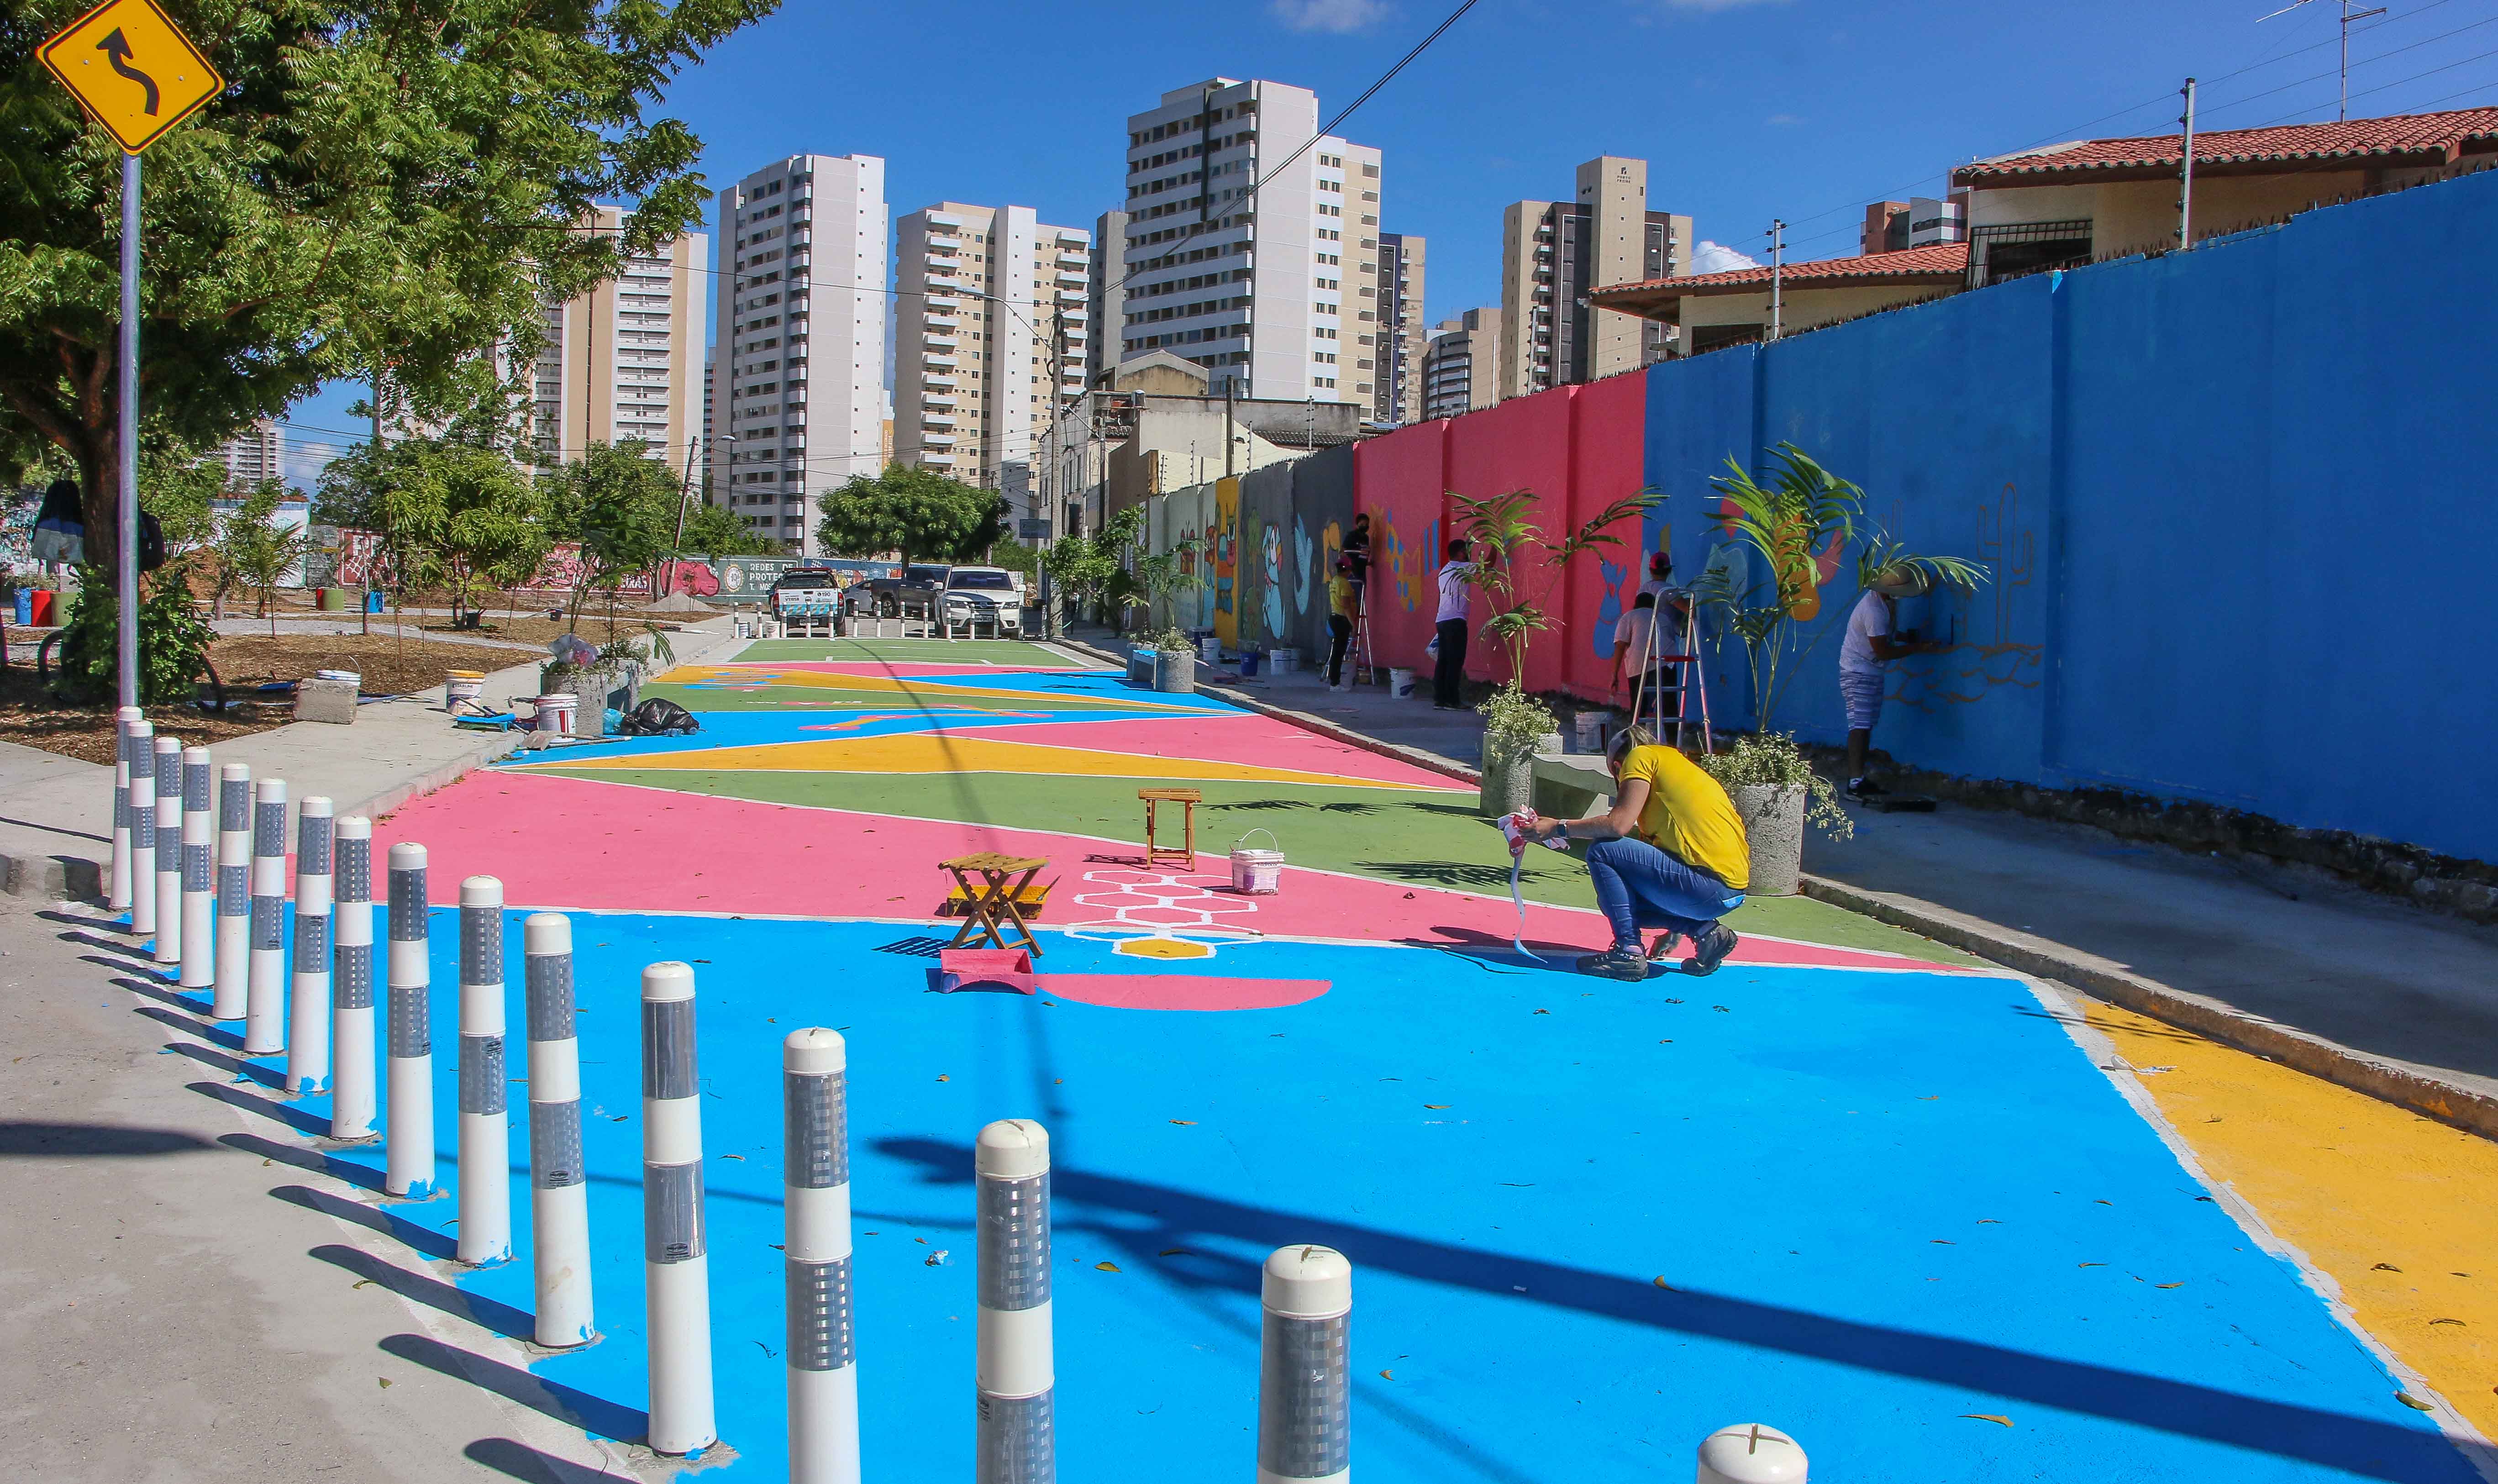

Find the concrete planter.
[
  {"left": 539, "top": 661, "right": 640, "bottom": 737},
  {"left": 1479, "top": 749, "right": 1536, "bottom": 818},
  {"left": 1732, "top": 783, "right": 1807, "bottom": 896},
  {"left": 1153, "top": 647, "right": 1196, "bottom": 692}
]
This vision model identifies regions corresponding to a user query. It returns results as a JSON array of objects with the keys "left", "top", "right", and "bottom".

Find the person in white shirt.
[
  {"left": 1610, "top": 592, "right": 1681, "bottom": 724},
  {"left": 1432, "top": 538, "right": 1474, "bottom": 710},
  {"left": 1840, "top": 566, "right": 1942, "bottom": 799}
]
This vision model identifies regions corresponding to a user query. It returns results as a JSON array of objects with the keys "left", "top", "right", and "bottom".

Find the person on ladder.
[
  {"left": 1325, "top": 555, "right": 1360, "bottom": 692},
  {"left": 1840, "top": 565, "right": 1944, "bottom": 800},
  {"left": 1610, "top": 592, "right": 1678, "bottom": 727}
]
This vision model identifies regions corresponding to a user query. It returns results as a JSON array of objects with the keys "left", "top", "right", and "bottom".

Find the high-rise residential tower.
[
  {"left": 893, "top": 204, "right": 1091, "bottom": 489},
  {"left": 709, "top": 153, "right": 887, "bottom": 555},
  {"left": 530, "top": 205, "right": 709, "bottom": 473},
  {"left": 1087, "top": 208, "right": 1128, "bottom": 386},
  {"left": 215, "top": 417, "right": 283, "bottom": 489},
  {"left": 1498, "top": 156, "right": 1689, "bottom": 400},
  {"left": 1421, "top": 307, "right": 1503, "bottom": 421},
  {"left": 1375, "top": 232, "right": 1426, "bottom": 424},
  {"left": 1115, "top": 78, "right": 1383, "bottom": 405}
]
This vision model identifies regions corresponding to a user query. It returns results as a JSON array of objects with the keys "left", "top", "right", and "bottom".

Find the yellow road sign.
[{"left": 39, "top": 0, "right": 223, "bottom": 154}]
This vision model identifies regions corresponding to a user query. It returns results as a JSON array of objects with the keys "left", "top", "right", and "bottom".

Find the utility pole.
[
  {"left": 116, "top": 153, "right": 138, "bottom": 711},
  {"left": 1224, "top": 377, "right": 1237, "bottom": 479},
  {"left": 1767, "top": 220, "right": 1786, "bottom": 342},
  {"left": 2257, "top": 0, "right": 2385, "bottom": 121},
  {"left": 2179, "top": 78, "right": 2198, "bottom": 251}
]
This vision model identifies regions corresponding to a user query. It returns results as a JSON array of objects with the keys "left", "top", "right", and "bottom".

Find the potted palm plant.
[
  {"left": 1476, "top": 683, "right": 1559, "bottom": 817},
  {"left": 1697, "top": 732, "right": 1851, "bottom": 895}
]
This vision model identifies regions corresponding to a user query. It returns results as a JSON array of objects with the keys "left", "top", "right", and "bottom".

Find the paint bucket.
[
  {"left": 533, "top": 693, "right": 578, "bottom": 736},
  {"left": 1229, "top": 830, "right": 1285, "bottom": 895},
  {"left": 1270, "top": 647, "right": 1299, "bottom": 674},
  {"left": 445, "top": 671, "right": 485, "bottom": 709},
  {"left": 1574, "top": 712, "right": 1609, "bottom": 753},
  {"left": 1388, "top": 666, "right": 1416, "bottom": 698},
  {"left": 1199, "top": 636, "right": 1221, "bottom": 664}
]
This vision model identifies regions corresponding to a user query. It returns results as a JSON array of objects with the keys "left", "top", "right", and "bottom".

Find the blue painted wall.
[{"left": 1641, "top": 167, "right": 2498, "bottom": 863}]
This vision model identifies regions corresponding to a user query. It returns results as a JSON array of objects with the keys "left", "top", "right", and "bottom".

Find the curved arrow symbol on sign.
[{"left": 96, "top": 29, "right": 158, "bottom": 116}]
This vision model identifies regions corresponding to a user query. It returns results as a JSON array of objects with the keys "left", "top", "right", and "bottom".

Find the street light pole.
[{"left": 665, "top": 432, "right": 735, "bottom": 595}]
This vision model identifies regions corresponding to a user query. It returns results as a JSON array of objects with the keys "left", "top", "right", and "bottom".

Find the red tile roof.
[
  {"left": 1952, "top": 106, "right": 2498, "bottom": 186},
  {"left": 1588, "top": 242, "right": 1968, "bottom": 315}
]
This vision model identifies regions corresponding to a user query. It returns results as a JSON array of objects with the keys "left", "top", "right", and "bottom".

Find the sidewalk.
[{"left": 0, "top": 615, "right": 742, "bottom": 900}]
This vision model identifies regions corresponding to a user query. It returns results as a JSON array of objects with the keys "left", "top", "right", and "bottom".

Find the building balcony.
[
  {"left": 924, "top": 354, "right": 959, "bottom": 368},
  {"left": 927, "top": 210, "right": 965, "bottom": 227},
  {"left": 925, "top": 335, "right": 959, "bottom": 350},
  {"left": 926, "top": 313, "right": 960, "bottom": 328},
  {"left": 923, "top": 431, "right": 957, "bottom": 446},
  {"left": 925, "top": 374, "right": 959, "bottom": 389}
]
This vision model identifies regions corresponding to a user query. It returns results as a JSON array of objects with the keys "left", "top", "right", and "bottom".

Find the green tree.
[
  {"left": 1041, "top": 505, "right": 1145, "bottom": 628},
  {"left": 682, "top": 499, "right": 778, "bottom": 558},
  {"left": 0, "top": 0, "right": 775, "bottom": 573},
  {"left": 815, "top": 464, "right": 1004, "bottom": 569},
  {"left": 216, "top": 482, "right": 310, "bottom": 637},
  {"left": 541, "top": 440, "right": 675, "bottom": 628},
  {"left": 53, "top": 565, "right": 214, "bottom": 705},
  {"left": 422, "top": 445, "right": 545, "bottom": 623},
  {"left": 1454, "top": 484, "right": 1658, "bottom": 685}
]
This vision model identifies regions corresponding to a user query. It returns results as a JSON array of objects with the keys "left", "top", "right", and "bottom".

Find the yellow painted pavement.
[
  {"left": 658, "top": 665, "right": 1198, "bottom": 710},
  {"left": 2087, "top": 1000, "right": 2498, "bottom": 1438},
  {"left": 510, "top": 731, "right": 1455, "bottom": 792}
]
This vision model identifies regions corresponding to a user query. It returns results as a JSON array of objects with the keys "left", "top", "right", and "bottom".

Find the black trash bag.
[
  {"left": 138, "top": 510, "right": 166, "bottom": 572},
  {"left": 620, "top": 697, "right": 699, "bottom": 736}
]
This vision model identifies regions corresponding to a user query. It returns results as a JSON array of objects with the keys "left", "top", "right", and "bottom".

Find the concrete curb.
[
  {"left": 1799, "top": 872, "right": 2498, "bottom": 1142},
  {"left": 1054, "top": 636, "right": 1484, "bottom": 786}
]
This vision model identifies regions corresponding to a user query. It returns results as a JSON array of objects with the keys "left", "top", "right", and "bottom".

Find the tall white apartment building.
[
  {"left": 215, "top": 416, "right": 283, "bottom": 489},
  {"left": 893, "top": 204, "right": 1090, "bottom": 489},
  {"left": 708, "top": 153, "right": 888, "bottom": 556},
  {"left": 531, "top": 205, "right": 709, "bottom": 472},
  {"left": 1116, "top": 78, "right": 1382, "bottom": 405}
]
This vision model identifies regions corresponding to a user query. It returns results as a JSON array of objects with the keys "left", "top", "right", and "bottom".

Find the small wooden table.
[
  {"left": 1139, "top": 787, "right": 1202, "bottom": 869},
  {"left": 940, "top": 852, "right": 1050, "bottom": 954}
]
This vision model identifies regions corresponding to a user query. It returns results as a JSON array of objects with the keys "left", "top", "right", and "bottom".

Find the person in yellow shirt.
[
  {"left": 1520, "top": 725, "right": 1749, "bottom": 979},
  {"left": 1325, "top": 555, "right": 1361, "bottom": 690}
]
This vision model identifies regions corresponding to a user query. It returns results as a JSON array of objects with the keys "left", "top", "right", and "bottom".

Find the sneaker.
[
  {"left": 1647, "top": 930, "right": 1682, "bottom": 962},
  {"left": 1844, "top": 776, "right": 1888, "bottom": 801},
  {"left": 1682, "top": 922, "right": 1739, "bottom": 977},
  {"left": 1576, "top": 944, "right": 1654, "bottom": 981}
]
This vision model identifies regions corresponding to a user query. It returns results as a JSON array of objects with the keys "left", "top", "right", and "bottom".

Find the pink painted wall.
[
  {"left": 1563, "top": 373, "right": 1654, "bottom": 703},
  {"left": 1352, "top": 421, "right": 1451, "bottom": 674},
  {"left": 1444, "top": 387, "right": 1576, "bottom": 692}
]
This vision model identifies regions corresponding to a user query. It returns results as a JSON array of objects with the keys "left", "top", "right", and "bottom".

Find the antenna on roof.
[{"left": 2255, "top": 0, "right": 2388, "bottom": 121}]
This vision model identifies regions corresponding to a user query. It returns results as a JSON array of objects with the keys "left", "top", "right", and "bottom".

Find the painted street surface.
[{"left": 188, "top": 639, "right": 2477, "bottom": 1482}]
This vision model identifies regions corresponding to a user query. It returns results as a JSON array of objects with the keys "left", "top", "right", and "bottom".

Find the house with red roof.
[
  {"left": 1588, "top": 107, "right": 2498, "bottom": 354},
  {"left": 1952, "top": 105, "right": 2498, "bottom": 286}
]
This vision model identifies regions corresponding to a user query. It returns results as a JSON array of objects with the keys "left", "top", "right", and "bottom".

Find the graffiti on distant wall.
[
  {"left": 1212, "top": 477, "right": 1239, "bottom": 644},
  {"left": 1259, "top": 521, "right": 1286, "bottom": 642},
  {"left": 1889, "top": 482, "right": 2044, "bottom": 712}
]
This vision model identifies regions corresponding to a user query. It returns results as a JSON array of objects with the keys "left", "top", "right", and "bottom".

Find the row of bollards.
[{"left": 107, "top": 726, "right": 1797, "bottom": 1479}]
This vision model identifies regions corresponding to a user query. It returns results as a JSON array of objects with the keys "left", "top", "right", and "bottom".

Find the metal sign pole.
[{"left": 117, "top": 150, "right": 140, "bottom": 711}]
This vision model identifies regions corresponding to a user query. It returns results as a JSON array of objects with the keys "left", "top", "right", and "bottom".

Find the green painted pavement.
[
  {"left": 530, "top": 763, "right": 1970, "bottom": 963},
  {"left": 635, "top": 681, "right": 1160, "bottom": 713}
]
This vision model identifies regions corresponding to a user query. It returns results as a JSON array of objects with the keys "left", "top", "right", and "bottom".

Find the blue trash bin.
[
  {"left": 11, "top": 589, "right": 29, "bottom": 626},
  {"left": 366, "top": 589, "right": 386, "bottom": 613}
]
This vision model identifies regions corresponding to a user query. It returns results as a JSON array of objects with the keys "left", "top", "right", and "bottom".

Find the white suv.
[{"left": 942, "top": 567, "right": 1025, "bottom": 636}]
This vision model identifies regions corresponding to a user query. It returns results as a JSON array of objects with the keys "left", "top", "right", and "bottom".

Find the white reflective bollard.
[
  {"left": 785, "top": 1028, "right": 859, "bottom": 1484},
  {"left": 178, "top": 747, "right": 216, "bottom": 989},
  {"left": 286, "top": 798, "right": 334, "bottom": 1095},
  {"left": 126, "top": 719, "right": 156, "bottom": 935},
  {"left": 242, "top": 778, "right": 288, "bottom": 1055},
  {"left": 384, "top": 842, "right": 435, "bottom": 1198},
  {"left": 330, "top": 818, "right": 378, "bottom": 1140},
  {"left": 1697, "top": 1424, "right": 1807, "bottom": 1484},
  {"left": 642, "top": 961, "right": 716, "bottom": 1455},
  {"left": 975, "top": 1118, "right": 1053, "bottom": 1484},
  {"left": 1257, "top": 1245, "right": 1352, "bottom": 1484},
  {"left": 457, "top": 876, "right": 511, "bottom": 1264},
  {"left": 211, "top": 763, "right": 252, "bottom": 1019},
  {"left": 151, "top": 735, "right": 183, "bottom": 964},
  {"left": 524, "top": 913, "right": 593, "bottom": 1346},
  {"left": 110, "top": 707, "right": 141, "bottom": 910}
]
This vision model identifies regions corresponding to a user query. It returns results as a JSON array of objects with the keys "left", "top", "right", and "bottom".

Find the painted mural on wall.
[
  {"left": 1259, "top": 521, "right": 1286, "bottom": 645},
  {"left": 1888, "top": 483, "right": 2044, "bottom": 712},
  {"left": 1212, "top": 477, "right": 1239, "bottom": 645}
]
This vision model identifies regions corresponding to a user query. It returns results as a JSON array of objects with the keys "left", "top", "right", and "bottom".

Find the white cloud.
[
  {"left": 284, "top": 441, "right": 340, "bottom": 489},
  {"left": 1765, "top": 112, "right": 1803, "bottom": 126},
  {"left": 1689, "top": 240, "right": 1763, "bottom": 274},
  {"left": 1273, "top": 0, "right": 1391, "bottom": 32}
]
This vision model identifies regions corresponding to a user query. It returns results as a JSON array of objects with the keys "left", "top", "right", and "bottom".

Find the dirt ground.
[{"left": 0, "top": 631, "right": 531, "bottom": 765}]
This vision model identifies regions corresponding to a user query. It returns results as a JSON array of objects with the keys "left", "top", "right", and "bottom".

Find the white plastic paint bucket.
[
  {"left": 533, "top": 694, "right": 578, "bottom": 736},
  {"left": 1199, "top": 636, "right": 1221, "bottom": 664},
  {"left": 1270, "top": 647, "right": 1299, "bottom": 674},
  {"left": 445, "top": 671, "right": 484, "bottom": 708},
  {"left": 1229, "top": 829, "right": 1285, "bottom": 895},
  {"left": 1388, "top": 667, "right": 1417, "bottom": 698}
]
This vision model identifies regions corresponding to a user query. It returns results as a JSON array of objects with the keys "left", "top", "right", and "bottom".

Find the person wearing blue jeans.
[{"left": 1520, "top": 725, "right": 1751, "bottom": 979}]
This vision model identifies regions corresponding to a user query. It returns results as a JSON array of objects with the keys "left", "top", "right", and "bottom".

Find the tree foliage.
[
  {"left": 0, "top": 0, "right": 776, "bottom": 570},
  {"left": 55, "top": 563, "right": 214, "bottom": 704},
  {"left": 216, "top": 481, "right": 310, "bottom": 635},
  {"left": 539, "top": 439, "right": 676, "bottom": 626},
  {"left": 1041, "top": 504, "right": 1144, "bottom": 624},
  {"left": 815, "top": 463, "right": 1004, "bottom": 568},
  {"left": 1454, "top": 484, "right": 1658, "bottom": 687},
  {"left": 682, "top": 499, "right": 779, "bottom": 558}
]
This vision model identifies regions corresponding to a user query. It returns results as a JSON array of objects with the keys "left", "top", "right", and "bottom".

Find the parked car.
[
  {"left": 941, "top": 566, "right": 1025, "bottom": 636},
  {"left": 854, "top": 564, "right": 950, "bottom": 618},
  {"left": 768, "top": 568, "right": 844, "bottom": 619}
]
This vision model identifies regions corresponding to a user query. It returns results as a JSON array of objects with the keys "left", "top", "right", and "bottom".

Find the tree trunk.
[{"left": 75, "top": 438, "right": 119, "bottom": 576}]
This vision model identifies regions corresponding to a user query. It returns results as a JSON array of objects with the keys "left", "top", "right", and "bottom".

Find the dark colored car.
[{"left": 854, "top": 563, "right": 950, "bottom": 618}]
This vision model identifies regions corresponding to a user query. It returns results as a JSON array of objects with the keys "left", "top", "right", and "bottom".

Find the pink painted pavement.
[
  {"left": 375, "top": 769, "right": 1966, "bottom": 974},
  {"left": 938, "top": 714, "right": 1471, "bottom": 792}
]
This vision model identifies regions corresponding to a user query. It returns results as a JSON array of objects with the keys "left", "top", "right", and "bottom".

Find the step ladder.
[{"left": 1626, "top": 602, "right": 1713, "bottom": 753}]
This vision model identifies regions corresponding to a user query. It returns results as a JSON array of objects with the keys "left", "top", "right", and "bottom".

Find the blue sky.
[{"left": 283, "top": 0, "right": 2498, "bottom": 462}]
